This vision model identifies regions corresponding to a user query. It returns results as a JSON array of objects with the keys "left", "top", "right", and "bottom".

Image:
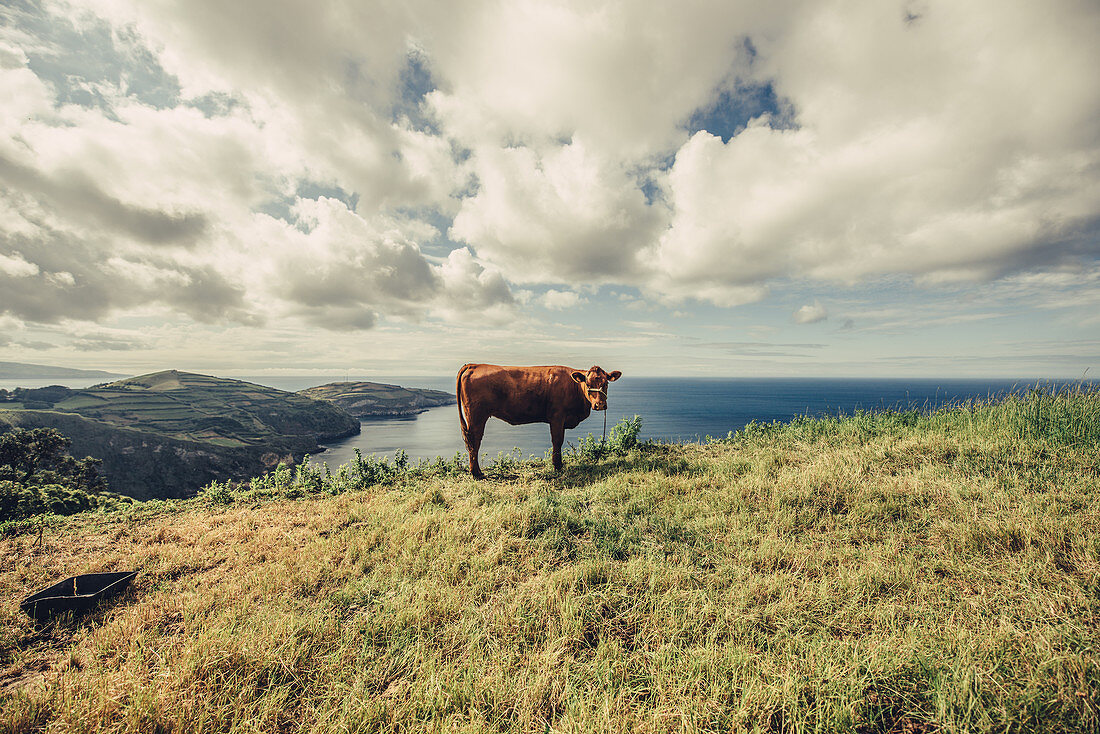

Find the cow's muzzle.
[{"left": 587, "top": 386, "right": 607, "bottom": 410}]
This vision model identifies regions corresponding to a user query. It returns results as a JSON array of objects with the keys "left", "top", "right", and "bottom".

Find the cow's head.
[{"left": 571, "top": 365, "right": 622, "bottom": 411}]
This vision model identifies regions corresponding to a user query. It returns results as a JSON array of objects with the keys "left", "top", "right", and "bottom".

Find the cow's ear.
[
  {"left": 571, "top": 371, "right": 587, "bottom": 385},
  {"left": 607, "top": 371, "right": 622, "bottom": 381}
]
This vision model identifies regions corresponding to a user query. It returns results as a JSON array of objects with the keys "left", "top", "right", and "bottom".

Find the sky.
[{"left": 1, "top": 0, "right": 1098, "bottom": 379}]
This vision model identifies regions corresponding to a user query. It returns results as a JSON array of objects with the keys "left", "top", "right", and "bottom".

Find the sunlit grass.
[{"left": 1, "top": 387, "right": 1098, "bottom": 733}]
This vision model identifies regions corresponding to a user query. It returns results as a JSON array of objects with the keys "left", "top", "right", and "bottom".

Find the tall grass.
[
  {"left": 969, "top": 382, "right": 1100, "bottom": 447},
  {"left": 728, "top": 381, "right": 1100, "bottom": 448},
  {"left": 1, "top": 390, "right": 1098, "bottom": 733}
]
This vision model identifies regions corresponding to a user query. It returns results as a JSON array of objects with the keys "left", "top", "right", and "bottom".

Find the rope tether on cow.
[{"left": 586, "top": 385, "right": 609, "bottom": 448}]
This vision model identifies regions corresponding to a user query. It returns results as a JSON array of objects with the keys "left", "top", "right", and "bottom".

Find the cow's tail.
[{"left": 456, "top": 363, "right": 475, "bottom": 436}]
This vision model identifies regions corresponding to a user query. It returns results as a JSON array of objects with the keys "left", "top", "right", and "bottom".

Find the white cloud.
[
  {"left": 434, "top": 246, "right": 515, "bottom": 323},
  {"left": 793, "top": 301, "right": 827, "bottom": 324},
  {"left": 0, "top": 48, "right": 52, "bottom": 128},
  {"left": 0, "top": 42, "right": 29, "bottom": 69},
  {"left": 449, "top": 139, "right": 662, "bottom": 284},
  {"left": 0, "top": 252, "right": 39, "bottom": 277},
  {"left": 540, "top": 289, "right": 584, "bottom": 311},
  {"left": 68, "top": 0, "right": 460, "bottom": 213},
  {"left": 243, "top": 198, "right": 438, "bottom": 328}
]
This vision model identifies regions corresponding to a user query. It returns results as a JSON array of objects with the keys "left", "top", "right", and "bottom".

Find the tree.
[{"left": 0, "top": 428, "right": 109, "bottom": 521}]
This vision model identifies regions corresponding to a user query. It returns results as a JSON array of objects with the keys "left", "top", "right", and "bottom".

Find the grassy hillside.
[
  {"left": 299, "top": 381, "right": 455, "bottom": 418},
  {"left": 1, "top": 387, "right": 1098, "bottom": 732},
  {"left": 0, "top": 372, "right": 360, "bottom": 499},
  {"left": 59, "top": 371, "right": 360, "bottom": 446}
]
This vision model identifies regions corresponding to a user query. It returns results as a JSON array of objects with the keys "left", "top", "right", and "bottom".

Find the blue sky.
[{"left": 0, "top": 0, "right": 1097, "bottom": 378}]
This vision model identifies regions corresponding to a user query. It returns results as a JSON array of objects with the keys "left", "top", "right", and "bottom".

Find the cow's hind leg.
[
  {"left": 550, "top": 420, "right": 565, "bottom": 472},
  {"left": 463, "top": 411, "right": 488, "bottom": 479}
]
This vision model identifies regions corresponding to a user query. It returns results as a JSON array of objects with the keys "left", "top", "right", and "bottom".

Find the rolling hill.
[{"left": 299, "top": 380, "right": 455, "bottom": 418}]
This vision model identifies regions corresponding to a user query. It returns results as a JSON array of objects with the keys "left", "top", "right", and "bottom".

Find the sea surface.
[{"left": 2, "top": 374, "right": 1083, "bottom": 470}]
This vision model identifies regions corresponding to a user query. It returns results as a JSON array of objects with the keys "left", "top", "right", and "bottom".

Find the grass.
[{"left": 1, "top": 386, "right": 1098, "bottom": 733}]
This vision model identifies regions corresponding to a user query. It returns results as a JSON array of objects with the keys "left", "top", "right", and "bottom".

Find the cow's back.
[{"left": 458, "top": 364, "right": 588, "bottom": 426}]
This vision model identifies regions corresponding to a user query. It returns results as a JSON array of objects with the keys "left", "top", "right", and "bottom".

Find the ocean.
[{"left": 2, "top": 374, "right": 1081, "bottom": 470}]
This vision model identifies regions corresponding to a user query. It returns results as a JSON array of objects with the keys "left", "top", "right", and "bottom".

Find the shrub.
[
  {"left": 575, "top": 415, "right": 644, "bottom": 461},
  {"left": 0, "top": 480, "right": 101, "bottom": 521},
  {"left": 199, "top": 479, "right": 235, "bottom": 505},
  {"left": 485, "top": 448, "right": 523, "bottom": 477},
  {"left": 608, "top": 414, "right": 642, "bottom": 453},
  {"left": 0, "top": 427, "right": 112, "bottom": 520}
]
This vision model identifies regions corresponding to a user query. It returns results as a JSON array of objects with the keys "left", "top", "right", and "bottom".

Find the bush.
[
  {"left": 575, "top": 415, "right": 644, "bottom": 461},
  {"left": 0, "top": 427, "right": 112, "bottom": 520},
  {"left": 199, "top": 479, "right": 235, "bottom": 505},
  {"left": 0, "top": 480, "right": 98, "bottom": 521},
  {"left": 608, "top": 414, "right": 642, "bottom": 452},
  {"left": 485, "top": 448, "right": 523, "bottom": 477}
]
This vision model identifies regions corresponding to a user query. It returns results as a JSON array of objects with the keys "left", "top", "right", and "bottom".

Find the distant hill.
[
  {"left": 0, "top": 361, "right": 126, "bottom": 380},
  {"left": 83, "top": 371, "right": 360, "bottom": 444},
  {"left": 0, "top": 370, "right": 359, "bottom": 499},
  {"left": 299, "top": 381, "right": 455, "bottom": 418}
]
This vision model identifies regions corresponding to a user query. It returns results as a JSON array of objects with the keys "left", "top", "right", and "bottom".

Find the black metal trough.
[{"left": 20, "top": 571, "right": 137, "bottom": 622}]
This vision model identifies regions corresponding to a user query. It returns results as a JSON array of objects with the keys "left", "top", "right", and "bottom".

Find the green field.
[{"left": 1, "top": 388, "right": 1097, "bottom": 732}]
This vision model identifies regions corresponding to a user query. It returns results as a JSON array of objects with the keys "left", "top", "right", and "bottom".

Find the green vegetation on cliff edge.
[{"left": 1, "top": 386, "right": 1097, "bottom": 733}]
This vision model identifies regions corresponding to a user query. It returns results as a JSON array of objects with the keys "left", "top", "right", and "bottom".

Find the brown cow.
[{"left": 456, "top": 363, "right": 622, "bottom": 479}]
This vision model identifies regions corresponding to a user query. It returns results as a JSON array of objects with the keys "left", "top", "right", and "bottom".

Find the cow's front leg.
[
  {"left": 549, "top": 420, "right": 566, "bottom": 472},
  {"left": 463, "top": 412, "right": 488, "bottom": 480}
]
